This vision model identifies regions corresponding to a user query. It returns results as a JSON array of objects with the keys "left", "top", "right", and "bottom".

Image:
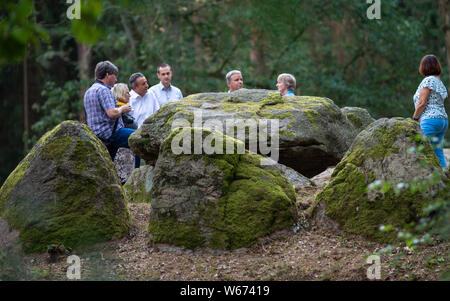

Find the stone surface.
[
  {"left": 261, "top": 160, "right": 314, "bottom": 189},
  {"left": 310, "top": 167, "right": 335, "bottom": 187},
  {"left": 312, "top": 117, "right": 448, "bottom": 242},
  {"left": 148, "top": 127, "right": 297, "bottom": 250},
  {"left": 114, "top": 147, "right": 136, "bottom": 184},
  {"left": 341, "top": 106, "right": 375, "bottom": 133},
  {"left": 129, "top": 89, "right": 358, "bottom": 177},
  {"left": 123, "top": 165, "right": 154, "bottom": 203},
  {"left": 0, "top": 121, "right": 130, "bottom": 253}
]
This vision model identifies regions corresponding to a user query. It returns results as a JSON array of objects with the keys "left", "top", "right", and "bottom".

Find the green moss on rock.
[
  {"left": 123, "top": 166, "right": 153, "bottom": 203},
  {"left": 346, "top": 113, "right": 363, "bottom": 128},
  {"left": 0, "top": 121, "right": 130, "bottom": 253},
  {"left": 149, "top": 212, "right": 205, "bottom": 249},
  {"left": 314, "top": 118, "right": 444, "bottom": 243},
  {"left": 147, "top": 127, "right": 296, "bottom": 250}
]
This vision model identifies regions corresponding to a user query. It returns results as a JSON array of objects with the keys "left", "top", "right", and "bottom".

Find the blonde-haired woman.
[
  {"left": 112, "top": 83, "right": 137, "bottom": 129},
  {"left": 112, "top": 83, "right": 140, "bottom": 170}
]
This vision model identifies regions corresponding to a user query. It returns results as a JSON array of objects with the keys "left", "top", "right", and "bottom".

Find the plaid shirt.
[{"left": 84, "top": 81, "right": 123, "bottom": 140}]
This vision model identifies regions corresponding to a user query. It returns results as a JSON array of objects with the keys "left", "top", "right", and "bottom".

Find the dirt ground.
[{"left": 14, "top": 167, "right": 449, "bottom": 281}]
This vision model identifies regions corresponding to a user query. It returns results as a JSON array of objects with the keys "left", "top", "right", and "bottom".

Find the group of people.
[
  {"left": 225, "top": 69, "right": 297, "bottom": 96},
  {"left": 83, "top": 60, "right": 298, "bottom": 169},
  {"left": 83, "top": 61, "right": 184, "bottom": 168},
  {"left": 84, "top": 54, "right": 449, "bottom": 171}
]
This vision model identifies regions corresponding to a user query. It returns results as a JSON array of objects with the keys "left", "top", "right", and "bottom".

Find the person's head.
[
  {"left": 129, "top": 72, "right": 149, "bottom": 97},
  {"left": 276, "top": 73, "right": 296, "bottom": 95},
  {"left": 226, "top": 70, "right": 243, "bottom": 92},
  {"left": 157, "top": 63, "right": 173, "bottom": 88},
  {"left": 419, "top": 54, "right": 442, "bottom": 76},
  {"left": 112, "top": 83, "right": 130, "bottom": 104},
  {"left": 95, "top": 61, "right": 118, "bottom": 87}
]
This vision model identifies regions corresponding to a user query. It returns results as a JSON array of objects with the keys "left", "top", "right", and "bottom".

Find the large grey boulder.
[
  {"left": 123, "top": 165, "right": 154, "bottom": 203},
  {"left": 130, "top": 89, "right": 358, "bottom": 177},
  {"left": 122, "top": 161, "right": 310, "bottom": 206},
  {"left": 114, "top": 147, "right": 135, "bottom": 183},
  {"left": 0, "top": 121, "right": 130, "bottom": 253},
  {"left": 311, "top": 118, "right": 448, "bottom": 242},
  {"left": 341, "top": 106, "right": 376, "bottom": 133},
  {"left": 148, "top": 127, "right": 297, "bottom": 250}
]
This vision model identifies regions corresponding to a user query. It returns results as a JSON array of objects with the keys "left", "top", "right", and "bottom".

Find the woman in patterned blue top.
[{"left": 413, "top": 54, "right": 448, "bottom": 167}]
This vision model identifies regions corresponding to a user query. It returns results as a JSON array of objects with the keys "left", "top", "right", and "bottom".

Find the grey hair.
[
  {"left": 129, "top": 72, "right": 145, "bottom": 88},
  {"left": 95, "top": 61, "right": 118, "bottom": 79},
  {"left": 226, "top": 70, "right": 242, "bottom": 82},
  {"left": 277, "top": 73, "right": 296, "bottom": 91}
]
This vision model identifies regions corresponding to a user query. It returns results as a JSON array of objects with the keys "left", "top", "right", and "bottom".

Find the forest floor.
[{"left": 16, "top": 167, "right": 450, "bottom": 281}]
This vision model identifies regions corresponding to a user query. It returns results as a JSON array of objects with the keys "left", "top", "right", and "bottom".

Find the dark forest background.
[{"left": 2, "top": 0, "right": 450, "bottom": 185}]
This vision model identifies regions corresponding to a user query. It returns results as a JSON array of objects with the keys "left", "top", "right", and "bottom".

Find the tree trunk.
[
  {"left": 77, "top": 42, "right": 92, "bottom": 82},
  {"left": 440, "top": 0, "right": 450, "bottom": 88},
  {"left": 250, "top": 27, "right": 268, "bottom": 81},
  {"left": 23, "top": 50, "right": 29, "bottom": 152},
  {"left": 120, "top": 14, "right": 137, "bottom": 61},
  {"left": 77, "top": 42, "right": 92, "bottom": 123}
]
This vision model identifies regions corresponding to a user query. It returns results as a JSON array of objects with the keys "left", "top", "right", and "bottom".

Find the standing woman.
[{"left": 413, "top": 54, "right": 448, "bottom": 167}]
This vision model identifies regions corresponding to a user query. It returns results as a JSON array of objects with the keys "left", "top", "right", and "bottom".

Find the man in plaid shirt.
[{"left": 84, "top": 61, "right": 139, "bottom": 166}]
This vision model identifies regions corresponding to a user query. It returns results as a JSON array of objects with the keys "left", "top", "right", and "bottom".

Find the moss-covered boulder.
[
  {"left": 0, "top": 121, "right": 130, "bottom": 253},
  {"left": 129, "top": 89, "right": 357, "bottom": 177},
  {"left": 123, "top": 165, "right": 154, "bottom": 203},
  {"left": 341, "top": 106, "right": 376, "bottom": 133},
  {"left": 148, "top": 127, "right": 297, "bottom": 250},
  {"left": 312, "top": 117, "right": 447, "bottom": 242}
]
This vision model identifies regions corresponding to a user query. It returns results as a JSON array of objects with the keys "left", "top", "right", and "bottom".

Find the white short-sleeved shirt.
[
  {"left": 413, "top": 76, "right": 448, "bottom": 121},
  {"left": 129, "top": 89, "right": 160, "bottom": 128}
]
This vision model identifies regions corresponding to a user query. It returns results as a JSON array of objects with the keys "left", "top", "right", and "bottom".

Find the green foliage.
[
  {"left": 70, "top": 0, "right": 103, "bottom": 45},
  {"left": 27, "top": 80, "right": 86, "bottom": 148},
  {"left": 0, "top": 0, "right": 49, "bottom": 64}
]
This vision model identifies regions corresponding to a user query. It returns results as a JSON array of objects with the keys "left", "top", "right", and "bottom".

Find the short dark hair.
[
  {"left": 95, "top": 61, "right": 118, "bottom": 79},
  {"left": 129, "top": 72, "right": 145, "bottom": 87},
  {"left": 419, "top": 55, "right": 442, "bottom": 76},
  {"left": 157, "top": 63, "right": 171, "bottom": 73}
]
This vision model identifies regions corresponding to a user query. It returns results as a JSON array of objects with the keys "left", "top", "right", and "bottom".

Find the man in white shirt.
[
  {"left": 226, "top": 70, "right": 243, "bottom": 93},
  {"left": 128, "top": 72, "right": 160, "bottom": 128},
  {"left": 148, "top": 63, "right": 183, "bottom": 107}
]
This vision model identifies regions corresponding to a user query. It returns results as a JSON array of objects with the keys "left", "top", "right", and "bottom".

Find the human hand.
[{"left": 120, "top": 105, "right": 131, "bottom": 114}]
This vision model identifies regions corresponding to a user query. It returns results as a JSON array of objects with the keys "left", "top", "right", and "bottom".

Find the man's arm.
[
  {"left": 99, "top": 88, "right": 131, "bottom": 119},
  {"left": 106, "top": 105, "right": 131, "bottom": 119}
]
